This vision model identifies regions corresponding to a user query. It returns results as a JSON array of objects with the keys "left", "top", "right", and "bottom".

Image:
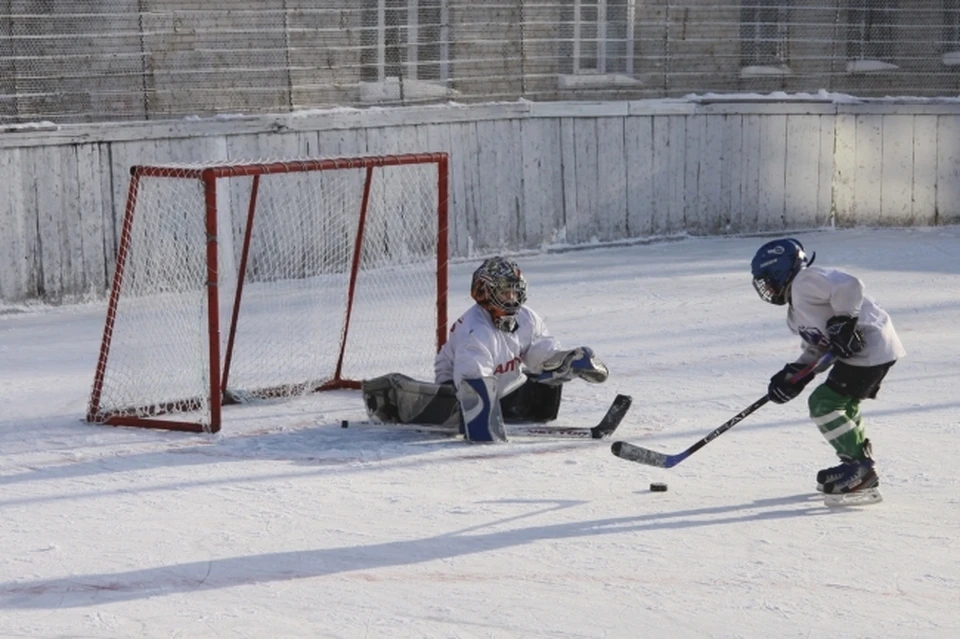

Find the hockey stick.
[
  {"left": 611, "top": 353, "right": 835, "bottom": 469},
  {"left": 342, "top": 393, "right": 632, "bottom": 441}
]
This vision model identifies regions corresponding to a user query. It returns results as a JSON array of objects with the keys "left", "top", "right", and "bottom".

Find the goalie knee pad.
[{"left": 458, "top": 376, "right": 506, "bottom": 442}]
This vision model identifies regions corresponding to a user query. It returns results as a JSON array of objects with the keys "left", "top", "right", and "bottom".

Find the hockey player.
[
  {"left": 362, "top": 256, "right": 609, "bottom": 442},
  {"left": 751, "top": 238, "right": 905, "bottom": 497}
]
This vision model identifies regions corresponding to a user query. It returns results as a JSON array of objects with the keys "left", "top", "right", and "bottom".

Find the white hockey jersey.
[
  {"left": 787, "top": 266, "right": 905, "bottom": 367},
  {"left": 434, "top": 304, "right": 563, "bottom": 397}
]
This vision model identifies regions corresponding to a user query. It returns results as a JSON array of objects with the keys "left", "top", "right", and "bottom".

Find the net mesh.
[
  {"left": 99, "top": 176, "right": 211, "bottom": 418},
  {"left": 91, "top": 156, "right": 444, "bottom": 428}
]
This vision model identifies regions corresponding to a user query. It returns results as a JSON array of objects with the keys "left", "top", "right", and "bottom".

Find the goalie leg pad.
[
  {"left": 362, "top": 373, "right": 460, "bottom": 428},
  {"left": 458, "top": 376, "right": 506, "bottom": 442}
]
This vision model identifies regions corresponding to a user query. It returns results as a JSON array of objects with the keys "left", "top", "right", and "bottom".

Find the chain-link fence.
[{"left": 2, "top": 1, "right": 959, "bottom": 125}]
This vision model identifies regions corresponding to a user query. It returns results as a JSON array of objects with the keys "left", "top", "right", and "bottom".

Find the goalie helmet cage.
[{"left": 87, "top": 153, "right": 449, "bottom": 433}]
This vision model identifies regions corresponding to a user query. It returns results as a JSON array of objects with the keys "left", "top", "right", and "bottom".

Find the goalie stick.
[
  {"left": 343, "top": 393, "right": 632, "bottom": 440},
  {"left": 611, "top": 353, "right": 835, "bottom": 469}
]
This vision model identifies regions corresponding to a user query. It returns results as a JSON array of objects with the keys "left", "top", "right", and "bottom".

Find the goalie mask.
[
  {"left": 471, "top": 256, "right": 527, "bottom": 332},
  {"left": 751, "top": 238, "right": 815, "bottom": 306}
]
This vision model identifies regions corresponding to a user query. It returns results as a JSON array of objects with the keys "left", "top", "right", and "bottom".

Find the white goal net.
[{"left": 88, "top": 154, "right": 449, "bottom": 433}]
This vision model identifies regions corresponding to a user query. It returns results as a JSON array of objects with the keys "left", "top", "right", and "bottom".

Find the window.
[
  {"left": 560, "top": 0, "right": 636, "bottom": 76},
  {"left": 945, "top": 0, "right": 960, "bottom": 65},
  {"left": 740, "top": 0, "right": 789, "bottom": 68},
  {"left": 360, "top": 0, "right": 448, "bottom": 86},
  {"left": 846, "top": 0, "right": 896, "bottom": 63}
]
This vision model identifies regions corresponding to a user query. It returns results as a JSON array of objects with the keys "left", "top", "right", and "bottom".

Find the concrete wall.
[{"left": 1, "top": 99, "right": 959, "bottom": 304}]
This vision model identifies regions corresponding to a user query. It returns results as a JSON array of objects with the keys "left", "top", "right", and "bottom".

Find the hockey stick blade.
[
  {"left": 610, "top": 440, "right": 682, "bottom": 468},
  {"left": 589, "top": 393, "right": 632, "bottom": 439},
  {"left": 611, "top": 353, "right": 835, "bottom": 469},
  {"left": 517, "top": 393, "right": 631, "bottom": 440},
  {"left": 609, "top": 394, "right": 769, "bottom": 469}
]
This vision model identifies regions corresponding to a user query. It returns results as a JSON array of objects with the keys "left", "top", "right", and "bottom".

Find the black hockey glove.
[
  {"left": 826, "top": 315, "right": 865, "bottom": 359},
  {"left": 767, "top": 363, "right": 814, "bottom": 404}
]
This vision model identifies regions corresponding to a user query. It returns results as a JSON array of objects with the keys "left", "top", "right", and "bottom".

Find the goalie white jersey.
[
  {"left": 434, "top": 304, "right": 562, "bottom": 397},
  {"left": 788, "top": 266, "right": 906, "bottom": 367}
]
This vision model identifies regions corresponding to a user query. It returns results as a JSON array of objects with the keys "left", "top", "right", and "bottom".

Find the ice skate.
[{"left": 817, "top": 440, "right": 883, "bottom": 506}]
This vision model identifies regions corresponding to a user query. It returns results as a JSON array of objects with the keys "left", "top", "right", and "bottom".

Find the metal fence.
[{"left": 2, "top": 1, "right": 959, "bottom": 125}]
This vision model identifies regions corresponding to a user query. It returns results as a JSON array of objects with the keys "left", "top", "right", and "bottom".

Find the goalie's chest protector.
[{"left": 444, "top": 305, "right": 542, "bottom": 397}]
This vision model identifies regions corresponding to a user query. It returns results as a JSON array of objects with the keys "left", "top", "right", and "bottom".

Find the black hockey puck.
[
  {"left": 649, "top": 482, "right": 668, "bottom": 492},
  {"left": 341, "top": 420, "right": 349, "bottom": 429}
]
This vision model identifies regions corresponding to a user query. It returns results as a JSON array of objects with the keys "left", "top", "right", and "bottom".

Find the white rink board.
[{"left": 2, "top": 99, "right": 960, "bottom": 304}]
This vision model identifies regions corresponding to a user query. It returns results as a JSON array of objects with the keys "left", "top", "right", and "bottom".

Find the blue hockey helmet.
[{"left": 750, "top": 238, "right": 814, "bottom": 305}]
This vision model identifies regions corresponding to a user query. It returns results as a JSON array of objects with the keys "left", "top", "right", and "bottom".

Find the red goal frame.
[{"left": 88, "top": 153, "right": 449, "bottom": 433}]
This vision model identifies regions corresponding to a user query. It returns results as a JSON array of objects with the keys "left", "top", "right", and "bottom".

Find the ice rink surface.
[{"left": 1, "top": 227, "right": 958, "bottom": 638}]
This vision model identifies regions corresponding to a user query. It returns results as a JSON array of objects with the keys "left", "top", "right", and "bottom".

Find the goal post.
[{"left": 88, "top": 153, "right": 449, "bottom": 433}]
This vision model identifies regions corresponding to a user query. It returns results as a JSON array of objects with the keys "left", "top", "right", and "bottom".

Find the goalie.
[{"left": 362, "top": 256, "right": 609, "bottom": 442}]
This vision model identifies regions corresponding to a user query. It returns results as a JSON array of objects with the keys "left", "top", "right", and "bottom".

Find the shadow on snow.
[{"left": 0, "top": 493, "right": 834, "bottom": 609}]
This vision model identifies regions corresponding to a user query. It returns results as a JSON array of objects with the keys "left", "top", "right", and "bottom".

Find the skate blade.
[{"left": 823, "top": 487, "right": 883, "bottom": 507}]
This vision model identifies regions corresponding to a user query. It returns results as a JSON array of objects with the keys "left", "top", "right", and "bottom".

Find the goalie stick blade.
[
  {"left": 517, "top": 393, "right": 632, "bottom": 439},
  {"left": 589, "top": 393, "right": 632, "bottom": 439}
]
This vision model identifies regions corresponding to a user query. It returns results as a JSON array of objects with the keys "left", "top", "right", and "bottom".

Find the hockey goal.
[{"left": 88, "top": 153, "right": 449, "bottom": 433}]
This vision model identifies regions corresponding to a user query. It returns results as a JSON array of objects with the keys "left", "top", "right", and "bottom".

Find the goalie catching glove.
[{"left": 534, "top": 347, "right": 609, "bottom": 386}]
